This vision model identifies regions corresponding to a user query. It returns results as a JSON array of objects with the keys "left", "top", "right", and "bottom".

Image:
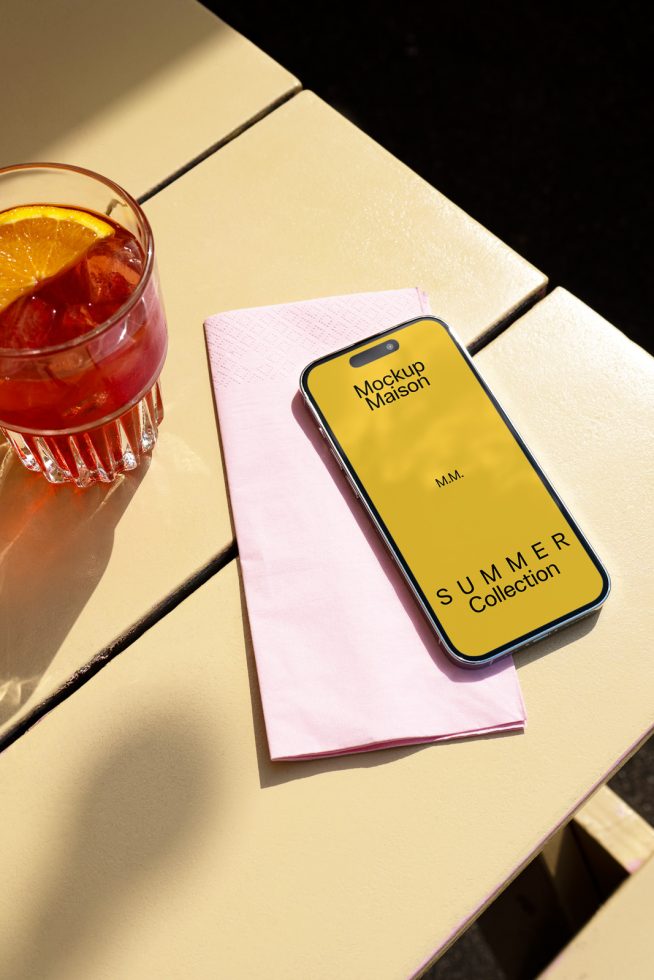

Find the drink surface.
[{"left": 0, "top": 206, "right": 167, "bottom": 434}]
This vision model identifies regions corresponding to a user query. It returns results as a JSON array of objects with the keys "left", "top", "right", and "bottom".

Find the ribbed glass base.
[{"left": 2, "top": 381, "right": 163, "bottom": 488}]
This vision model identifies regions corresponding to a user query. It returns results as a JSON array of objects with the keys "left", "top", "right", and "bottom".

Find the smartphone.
[{"left": 299, "top": 315, "right": 610, "bottom": 667}]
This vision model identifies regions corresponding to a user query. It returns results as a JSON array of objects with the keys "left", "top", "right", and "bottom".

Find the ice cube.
[
  {"left": 116, "top": 235, "right": 145, "bottom": 275},
  {"left": 0, "top": 296, "right": 57, "bottom": 349},
  {"left": 58, "top": 304, "right": 93, "bottom": 341},
  {"left": 82, "top": 233, "right": 144, "bottom": 305}
]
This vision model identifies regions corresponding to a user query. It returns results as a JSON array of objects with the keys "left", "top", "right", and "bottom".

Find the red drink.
[{"left": 0, "top": 165, "right": 168, "bottom": 487}]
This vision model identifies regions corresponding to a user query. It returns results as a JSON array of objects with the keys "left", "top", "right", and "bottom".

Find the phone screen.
[{"left": 302, "top": 317, "right": 608, "bottom": 663}]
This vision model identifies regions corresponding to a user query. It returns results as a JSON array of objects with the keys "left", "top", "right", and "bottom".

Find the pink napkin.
[{"left": 204, "top": 289, "right": 526, "bottom": 760}]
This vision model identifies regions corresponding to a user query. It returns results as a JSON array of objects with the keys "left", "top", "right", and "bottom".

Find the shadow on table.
[
  {"left": 0, "top": 441, "right": 147, "bottom": 734},
  {"left": 0, "top": 709, "right": 212, "bottom": 980},
  {"left": 515, "top": 610, "right": 601, "bottom": 669},
  {"left": 3, "top": 0, "right": 229, "bottom": 169}
]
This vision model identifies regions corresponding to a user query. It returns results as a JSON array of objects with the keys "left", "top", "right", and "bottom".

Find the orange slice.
[{"left": 0, "top": 205, "right": 114, "bottom": 312}]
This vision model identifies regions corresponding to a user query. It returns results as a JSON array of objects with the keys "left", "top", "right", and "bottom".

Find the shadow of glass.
[
  {"left": 2, "top": 0, "right": 228, "bottom": 166},
  {"left": 0, "top": 709, "right": 213, "bottom": 980},
  {"left": 0, "top": 442, "right": 147, "bottom": 729}
]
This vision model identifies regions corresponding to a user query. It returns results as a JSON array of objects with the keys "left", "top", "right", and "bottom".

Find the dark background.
[
  {"left": 201, "top": 3, "right": 652, "bottom": 976},
  {"left": 204, "top": 0, "right": 650, "bottom": 353}
]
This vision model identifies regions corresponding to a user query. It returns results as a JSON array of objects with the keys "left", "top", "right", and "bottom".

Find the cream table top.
[
  {"left": 0, "top": 91, "right": 545, "bottom": 750},
  {"left": 1, "top": 0, "right": 299, "bottom": 199},
  {"left": 1, "top": 289, "right": 651, "bottom": 979}
]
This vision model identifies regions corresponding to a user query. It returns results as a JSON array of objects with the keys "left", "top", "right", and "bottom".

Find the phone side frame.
[{"left": 299, "top": 315, "right": 610, "bottom": 668}]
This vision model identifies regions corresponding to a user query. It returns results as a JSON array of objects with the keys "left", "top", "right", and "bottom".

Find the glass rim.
[{"left": 0, "top": 161, "right": 155, "bottom": 358}]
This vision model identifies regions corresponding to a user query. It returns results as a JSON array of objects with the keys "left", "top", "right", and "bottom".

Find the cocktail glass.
[{"left": 0, "top": 163, "right": 167, "bottom": 487}]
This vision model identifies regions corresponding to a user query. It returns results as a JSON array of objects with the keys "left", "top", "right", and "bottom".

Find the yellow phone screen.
[{"left": 302, "top": 317, "right": 608, "bottom": 663}]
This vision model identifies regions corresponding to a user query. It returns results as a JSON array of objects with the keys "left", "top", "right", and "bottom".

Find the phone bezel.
[{"left": 300, "top": 315, "right": 610, "bottom": 668}]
